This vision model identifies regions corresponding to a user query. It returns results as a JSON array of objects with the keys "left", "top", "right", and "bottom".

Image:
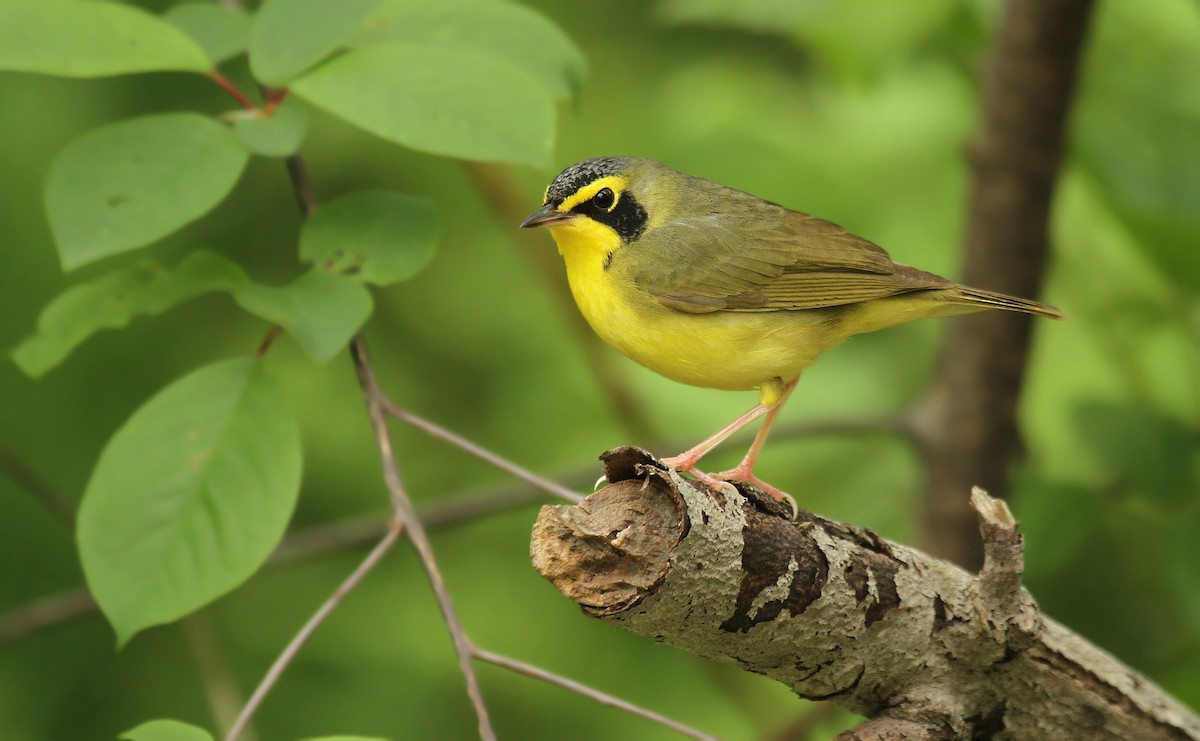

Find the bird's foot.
[
  {"left": 661, "top": 457, "right": 798, "bottom": 519},
  {"left": 660, "top": 452, "right": 701, "bottom": 472},
  {"left": 688, "top": 468, "right": 743, "bottom": 499},
  {"left": 711, "top": 467, "right": 799, "bottom": 519},
  {"left": 661, "top": 459, "right": 741, "bottom": 498}
]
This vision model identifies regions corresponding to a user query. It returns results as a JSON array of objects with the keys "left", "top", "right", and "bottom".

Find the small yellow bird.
[{"left": 521, "top": 157, "right": 1062, "bottom": 511}]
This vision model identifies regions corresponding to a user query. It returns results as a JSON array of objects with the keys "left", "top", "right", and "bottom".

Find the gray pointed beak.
[{"left": 520, "top": 203, "right": 574, "bottom": 228}]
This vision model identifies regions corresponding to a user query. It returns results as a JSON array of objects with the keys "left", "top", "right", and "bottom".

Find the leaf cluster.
[{"left": 2, "top": 2, "right": 582, "bottom": 738}]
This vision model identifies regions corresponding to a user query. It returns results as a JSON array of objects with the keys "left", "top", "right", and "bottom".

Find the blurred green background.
[{"left": 2, "top": 0, "right": 1199, "bottom": 739}]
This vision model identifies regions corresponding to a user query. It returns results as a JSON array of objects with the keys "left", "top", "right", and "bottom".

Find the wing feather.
[{"left": 630, "top": 193, "right": 949, "bottom": 313}]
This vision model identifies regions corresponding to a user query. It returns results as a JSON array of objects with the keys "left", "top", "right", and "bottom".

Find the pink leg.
[
  {"left": 715, "top": 379, "right": 800, "bottom": 514},
  {"left": 660, "top": 402, "right": 771, "bottom": 473},
  {"left": 717, "top": 379, "right": 798, "bottom": 481}
]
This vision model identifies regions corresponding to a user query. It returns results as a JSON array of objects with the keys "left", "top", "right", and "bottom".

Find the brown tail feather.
[{"left": 953, "top": 287, "right": 1065, "bottom": 320}]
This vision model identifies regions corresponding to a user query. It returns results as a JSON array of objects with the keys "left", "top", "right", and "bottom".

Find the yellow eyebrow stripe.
[{"left": 557, "top": 175, "right": 627, "bottom": 212}]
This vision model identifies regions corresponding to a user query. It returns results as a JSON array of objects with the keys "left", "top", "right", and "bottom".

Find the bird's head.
[{"left": 519, "top": 157, "right": 655, "bottom": 246}]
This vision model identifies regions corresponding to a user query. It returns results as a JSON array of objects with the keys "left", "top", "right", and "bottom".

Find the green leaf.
[
  {"left": 300, "top": 737, "right": 391, "bottom": 741},
  {"left": 235, "top": 271, "right": 373, "bottom": 362},
  {"left": 250, "top": 0, "right": 382, "bottom": 85},
  {"left": 234, "top": 98, "right": 309, "bottom": 157},
  {"left": 12, "top": 251, "right": 248, "bottom": 378},
  {"left": 46, "top": 113, "right": 249, "bottom": 271},
  {"left": 78, "top": 358, "right": 302, "bottom": 645},
  {"left": 354, "top": 0, "right": 585, "bottom": 99},
  {"left": 292, "top": 44, "right": 554, "bottom": 166},
  {"left": 299, "top": 190, "right": 437, "bottom": 285},
  {"left": 0, "top": 0, "right": 210, "bottom": 77},
  {"left": 163, "top": 3, "right": 252, "bottom": 66},
  {"left": 122, "top": 719, "right": 214, "bottom": 741}
]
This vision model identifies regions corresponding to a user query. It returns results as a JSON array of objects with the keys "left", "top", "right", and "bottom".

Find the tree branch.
[
  {"left": 183, "top": 614, "right": 255, "bottom": 740},
  {"left": 225, "top": 522, "right": 404, "bottom": 741},
  {"left": 0, "top": 445, "right": 76, "bottom": 528},
  {"left": 471, "top": 645, "right": 719, "bottom": 741},
  {"left": 383, "top": 402, "right": 582, "bottom": 504},
  {"left": 532, "top": 448, "right": 1200, "bottom": 740},
  {"left": 351, "top": 337, "right": 496, "bottom": 740},
  {"left": 0, "top": 590, "right": 95, "bottom": 644},
  {"left": 919, "top": 0, "right": 1096, "bottom": 569}
]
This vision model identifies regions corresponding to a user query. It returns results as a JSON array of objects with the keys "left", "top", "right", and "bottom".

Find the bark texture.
[
  {"left": 531, "top": 448, "right": 1200, "bottom": 740},
  {"left": 919, "top": 0, "right": 1096, "bottom": 569}
]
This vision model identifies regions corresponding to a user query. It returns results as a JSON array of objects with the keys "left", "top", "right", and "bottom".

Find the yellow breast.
[{"left": 549, "top": 222, "right": 846, "bottom": 394}]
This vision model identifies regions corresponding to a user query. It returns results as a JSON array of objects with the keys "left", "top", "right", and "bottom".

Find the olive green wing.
[{"left": 631, "top": 201, "right": 952, "bottom": 314}]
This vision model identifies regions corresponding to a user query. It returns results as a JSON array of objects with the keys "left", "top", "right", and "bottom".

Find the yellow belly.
[{"left": 553, "top": 225, "right": 846, "bottom": 393}]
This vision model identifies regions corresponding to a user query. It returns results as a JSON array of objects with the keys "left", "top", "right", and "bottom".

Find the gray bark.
[{"left": 531, "top": 448, "right": 1200, "bottom": 740}]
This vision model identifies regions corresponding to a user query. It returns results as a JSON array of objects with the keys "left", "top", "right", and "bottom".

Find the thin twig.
[
  {"left": 0, "top": 590, "right": 95, "bottom": 644},
  {"left": 266, "top": 514, "right": 390, "bottom": 564},
  {"left": 761, "top": 414, "right": 915, "bottom": 450},
  {"left": 352, "top": 336, "right": 496, "bottom": 741},
  {"left": 210, "top": 44, "right": 489, "bottom": 738},
  {"left": 0, "top": 446, "right": 76, "bottom": 528},
  {"left": 471, "top": 645, "right": 721, "bottom": 741},
  {"left": 648, "top": 412, "right": 918, "bottom": 472},
  {"left": 284, "top": 153, "right": 319, "bottom": 217},
  {"left": 256, "top": 326, "right": 284, "bottom": 358},
  {"left": 263, "top": 88, "right": 290, "bottom": 114},
  {"left": 210, "top": 72, "right": 257, "bottom": 111},
  {"left": 182, "top": 615, "right": 254, "bottom": 740},
  {"left": 383, "top": 402, "right": 583, "bottom": 504},
  {"left": 255, "top": 102, "right": 490, "bottom": 733},
  {"left": 224, "top": 521, "right": 404, "bottom": 741}
]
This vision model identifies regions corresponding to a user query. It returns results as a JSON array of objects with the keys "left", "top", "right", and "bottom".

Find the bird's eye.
[{"left": 592, "top": 187, "right": 615, "bottom": 211}]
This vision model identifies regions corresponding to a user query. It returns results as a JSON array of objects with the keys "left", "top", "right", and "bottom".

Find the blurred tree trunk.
[{"left": 918, "top": 0, "right": 1096, "bottom": 570}]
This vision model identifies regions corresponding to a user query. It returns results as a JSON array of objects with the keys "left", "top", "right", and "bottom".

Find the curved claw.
[
  {"left": 593, "top": 474, "right": 609, "bottom": 492},
  {"left": 712, "top": 470, "right": 799, "bottom": 520},
  {"left": 754, "top": 482, "right": 799, "bottom": 520}
]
